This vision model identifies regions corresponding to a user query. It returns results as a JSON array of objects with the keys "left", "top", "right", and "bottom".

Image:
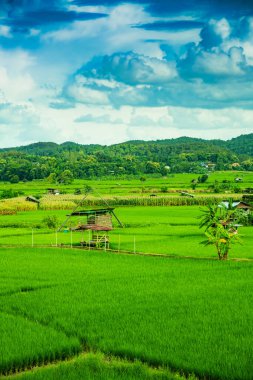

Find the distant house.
[
  {"left": 231, "top": 162, "right": 240, "bottom": 168},
  {"left": 219, "top": 201, "right": 251, "bottom": 213},
  {"left": 207, "top": 163, "right": 216, "bottom": 170},
  {"left": 47, "top": 188, "right": 60, "bottom": 195}
]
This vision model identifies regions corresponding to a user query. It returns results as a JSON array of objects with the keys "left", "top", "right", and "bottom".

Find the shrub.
[
  {"left": 0, "top": 189, "right": 23, "bottom": 199},
  {"left": 9, "top": 175, "right": 19, "bottom": 184},
  {"left": 248, "top": 213, "right": 253, "bottom": 226},
  {"left": 198, "top": 174, "right": 208, "bottom": 183},
  {"left": 57, "top": 170, "right": 74, "bottom": 185},
  {"left": 42, "top": 215, "right": 59, "bottom": 229},
  {"left": 233, "top": 186, "right": 241, "bottom": 193}
]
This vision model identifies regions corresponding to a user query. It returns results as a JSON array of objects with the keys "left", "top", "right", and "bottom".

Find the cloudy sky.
[{"left": 0, "top": 0, "right": 253, "bottom": 147}]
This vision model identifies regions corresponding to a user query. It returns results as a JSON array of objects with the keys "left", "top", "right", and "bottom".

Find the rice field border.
[
  {"left": 0, "top": 244, "right": 251, "bottom": 262},
  {"left": 0, "top": 350, "right": 196, "bottom": 380}
]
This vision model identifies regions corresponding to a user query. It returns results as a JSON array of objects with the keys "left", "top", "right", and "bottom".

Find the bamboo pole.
[{"left": 57, "top": 190, "right": 91, "bottom": 231}]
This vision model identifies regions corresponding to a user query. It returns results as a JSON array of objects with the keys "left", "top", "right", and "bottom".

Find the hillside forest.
[{"left": 0, "top": 134, "right": 252, "bottom": 183}]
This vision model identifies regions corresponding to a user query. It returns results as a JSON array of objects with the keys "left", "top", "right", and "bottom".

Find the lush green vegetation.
[
  {"left": 0, "top": 171, "right": 252, "bottom": 200},
  {"left": 0, "top": 206, "right": 252, "bottom": 259},
  {"left": 2, "top": 353, "right": 196, "bottom": 380},
  {"left": 0, "top": 169, "right": 252, "bottom": 379},
  {"left": 0, "top": 134, "right": 252, "bottom": 183},
  {"left": 0, "top": 248, "right": 252, "bottom": 379},
  {"left": 0, "top": 313, "right": 80, "bottom": 374}
]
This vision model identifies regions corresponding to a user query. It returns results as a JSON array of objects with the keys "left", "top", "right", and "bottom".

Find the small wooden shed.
[
  {"left": 47, "top": 188, "right": 60, "bottom": 195},
  {"left": 26, "top": 196, "right": 40, "bottom": 204},
  {"left": 220, "top": 201, "right": 251, "bottom": 213},
  {"left": 69, "top": 208, "right": 116, "bottom": 248}
]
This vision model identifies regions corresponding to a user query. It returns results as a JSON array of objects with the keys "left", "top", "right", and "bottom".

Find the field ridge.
[
  {"left": 0, "top": 349, "right": 195, "bottom": 380},
  {"left": 0, "top": 245, "right": 252, "bottom": 262}
]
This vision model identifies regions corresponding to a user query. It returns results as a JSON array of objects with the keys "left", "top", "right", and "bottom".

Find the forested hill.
[
  {"left": 226, "top": 134, "right": 253, "bottom": 156},
  {"left": 0, "top": 134, "right": 252, "bottom": 182}
]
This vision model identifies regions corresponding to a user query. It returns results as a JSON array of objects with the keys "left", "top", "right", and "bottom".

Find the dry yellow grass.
[
  {"left": 39, "top": 200, "right": 76, "bottom": 210},
  {"left": 0, "top": 197, "right": 37, "bottom": 212}
]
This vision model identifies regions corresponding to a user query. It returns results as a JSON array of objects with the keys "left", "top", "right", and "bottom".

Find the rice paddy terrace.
[
  {"left": 0, "top": 205, "right": 252, "bottom": 259},
  {"left": 0, "top": 249, "right": 252, "bottom": 380},
  {"left": 0, "top": 174, "right": 252, "bottom": 379}
]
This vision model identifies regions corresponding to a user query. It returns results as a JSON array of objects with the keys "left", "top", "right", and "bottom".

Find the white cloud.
[
  {"left": 0, "top": 12, "right": 252, "bottom": 147},
  {"left": 68, "top": 5, "right": 108, "bottom": 14},
  {"left": 93, "top": 52, "right": 177, "bottom": 85},
  {"left": 43, "top": 3, "right": 200, "bottom": 61},
  {"left": 0, "top": 26, "right": 12, "bottom": 38},
  {"left": 66, "top": 81, "right": 109, "bottom": 105},
  {"left": 0, "top": 97, "right": 252, "bottom": 148},
  {"left": 0, "top": 102, "right": 38, "bottom": 125},
  {"left": 127, "top": 107, "right": 253, "bottom": 141},
  {"left": 190, "top": 46, "right": 246, "bottom": 77},
  {"left": 211, "top": 18, "right": 231, "bottom": 40},
  {"left": 0, "top": 49, "right": 35, "bottom": 74},
  {"left": 200, "top": 18, "right": 231, "bottom": 48},
  {"left": 129, "top": 106, "right": 173, "bottom": 127},
  {"left": 0, "top": 101, "right": 41, "bottom": 147},
  {"left": 43, "top": 4, "right": 149, "bottom": 43},
  {"left": 75, "top": 113, "right": 122, "bottom": 124},
  {"left": 0, "top": 49, "right": 36, "bottom": 101}
]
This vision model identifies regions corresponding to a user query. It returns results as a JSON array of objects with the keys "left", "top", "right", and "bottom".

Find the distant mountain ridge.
[
  {"left": 1, "top": 133, "right": 252, "bottom": 156},
  {"left": 0, "top": 134, "right": 252, "bottom": 182}
]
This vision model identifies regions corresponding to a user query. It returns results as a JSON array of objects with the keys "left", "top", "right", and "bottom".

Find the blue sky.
[{"left": 0, "top": 0, "right": 253, "bottom": 146}]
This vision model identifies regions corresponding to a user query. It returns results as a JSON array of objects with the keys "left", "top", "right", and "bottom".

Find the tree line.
[{"left": 0, "top": 135, "right": 252, "bottom": 183}]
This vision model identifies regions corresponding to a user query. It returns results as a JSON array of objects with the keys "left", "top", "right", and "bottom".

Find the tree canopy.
[{"left": 0, "top": 134, "right": 252, "bottom": 182}]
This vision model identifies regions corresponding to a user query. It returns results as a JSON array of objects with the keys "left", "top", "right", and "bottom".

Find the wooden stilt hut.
[
  {"left": 69, "top": 208, "right": 116, "bottom": 248},
  {"left": 57, "top": 187, "right": 123, "bottom": 248}
]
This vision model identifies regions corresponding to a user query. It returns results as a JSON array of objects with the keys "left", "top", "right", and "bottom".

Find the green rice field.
[
  {"left": 0, "top": 173, "right": 252, "bottom": 379},
  {"left": 0, "top": 248, "right": 252, "bottom": 379},
  {"left": 1, "top": 171, "right": 252, "bottom": 197},
  {"left": 0, "top": 206, "right": 252, "bottom": 259}
]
